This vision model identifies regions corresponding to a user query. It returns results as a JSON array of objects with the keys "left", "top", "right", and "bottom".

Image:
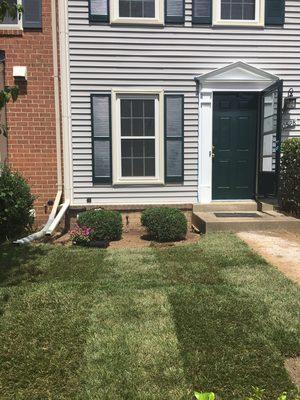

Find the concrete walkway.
[{"left": 237, "top": 230, "right": 300, "bottom": 284}]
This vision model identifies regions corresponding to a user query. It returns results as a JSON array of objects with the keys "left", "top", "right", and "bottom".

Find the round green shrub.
[
  {"left": 280, "top": 138, "right": 300, "bottom": 215},
  {"left": 0, "top": 165, "right": 35, "bottom": 243},
  {"left": 77, "top": 209, "right": 123, "bottom": 242},
  {"left": 141, "top": 207, "right": 188, "bottom": 242}
]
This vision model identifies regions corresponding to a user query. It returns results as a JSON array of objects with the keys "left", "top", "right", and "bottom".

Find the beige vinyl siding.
[{"left": 68, "top": 0, "right": 300, "bottom": 205}]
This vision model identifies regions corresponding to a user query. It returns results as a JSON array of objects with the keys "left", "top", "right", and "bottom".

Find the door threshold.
[{"left": 211, "top": 199, "right": 256, "bottom": 203}]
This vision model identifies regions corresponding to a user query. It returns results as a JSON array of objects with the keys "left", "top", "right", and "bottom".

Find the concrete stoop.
[{"left": 192, "top": 202, "right": 300, "bottom": 234}]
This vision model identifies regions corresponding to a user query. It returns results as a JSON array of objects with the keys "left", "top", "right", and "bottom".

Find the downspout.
[
  {"left": 14, "top": 0, "right": 68, "bottom": 244},
  {"left": 45, "top": 0, "right": 73, "bottom": 236}
]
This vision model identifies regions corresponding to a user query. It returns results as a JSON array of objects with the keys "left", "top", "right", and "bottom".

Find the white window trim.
[
  {"left": 0, "top": 0, "right": 22, "bottom": 30},
  {"left": 111, "top": 88, "right": 164, "bottom": 185},
  {"left": 213, "top": 0, "right": 265, "bottom": 27},
  {"left": 110, "top": 0, "right": 164, "bottom": 25}
]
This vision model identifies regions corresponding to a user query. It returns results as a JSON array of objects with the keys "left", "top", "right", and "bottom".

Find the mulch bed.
[{"left": 48, "top": 224, "right": 200, "bottom": 249}]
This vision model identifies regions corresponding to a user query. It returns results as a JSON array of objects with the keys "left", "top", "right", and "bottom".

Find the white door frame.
[{"left": 195, "top": 62, "right": 279, "bottom": 204}]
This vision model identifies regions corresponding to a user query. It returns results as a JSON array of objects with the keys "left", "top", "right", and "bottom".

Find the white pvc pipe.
[
  {"left": 51, "top": 0, "right": 63, "bottom": 191},
  {"left": 14, "top": 190, "right": 62, "bottom": 245},
  {"left": 46, "top": 200, "right": 70, "bottom": 236}
]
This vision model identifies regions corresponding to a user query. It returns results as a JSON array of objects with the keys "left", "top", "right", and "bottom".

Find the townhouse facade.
[
  {"left": 1, "top": 0, "right": 300, "bottom": 227},
  {"left": 63, "top": 0, "right": 300, "bottom": 209}
]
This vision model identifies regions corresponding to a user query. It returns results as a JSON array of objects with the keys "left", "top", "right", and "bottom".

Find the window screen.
[
  {"left": 0, "top": 0, "right": 18, "bottom": 25},
  {"left": 221, "top": 0, "right": 255, "bottom": 20},
  {"left": 120, "top": 98, "right": 156, "bottom": 177},
  {"left": 119, "top": 0, "right": 155, "bottom": 18}
]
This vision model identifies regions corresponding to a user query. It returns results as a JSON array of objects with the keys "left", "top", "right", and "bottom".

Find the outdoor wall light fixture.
[{"left": 284, "top": 88, "right": 298, "bottom": 111}]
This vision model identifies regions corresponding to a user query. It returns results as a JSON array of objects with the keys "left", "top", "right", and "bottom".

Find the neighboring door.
[
  {"left": 212, "top": 93, "right": 258, "bottom": 200},
  {"left": 257, "top": 81, "right": 283, "bottom": 198}
]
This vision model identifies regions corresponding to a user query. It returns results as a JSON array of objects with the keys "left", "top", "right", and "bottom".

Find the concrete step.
[
  {"left": 192, "top": 211, "right": 300, "bottom": 234},
  {"left": 193, "top": 201, "right": 258, "bottom": 213},
  {"left": 257, "top": 199, "right": 279, "bottom": 212}
]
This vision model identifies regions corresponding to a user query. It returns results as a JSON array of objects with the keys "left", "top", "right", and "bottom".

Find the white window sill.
[
  {"left": 212, "top": 20, "right": 264, "bottom": 27},
  {"left": 113, "top": 178, "right": 165, "bottom": 186},
  {"left": 110, "top": 17, "right": 163, "bottom": 25},
  {"left": 0, "top": 25, "right": 22, "bottom": 30}
]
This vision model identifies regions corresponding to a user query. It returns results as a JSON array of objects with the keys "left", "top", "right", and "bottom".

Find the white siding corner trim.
[{"left": 196, "top": 61, "right": 278, "bottom": 203}]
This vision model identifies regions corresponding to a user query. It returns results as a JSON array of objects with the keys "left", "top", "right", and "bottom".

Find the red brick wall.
[{"left": 1, "top": 0, "right": 58, "bottom": 224}]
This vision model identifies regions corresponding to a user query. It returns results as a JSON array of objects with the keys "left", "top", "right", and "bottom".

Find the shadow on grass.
[
  {"left": 0, "top": 244, "right": 49, "bottom": 287},
  {"left": 168, "top": 285, "right": 295, "bottom": 400}
]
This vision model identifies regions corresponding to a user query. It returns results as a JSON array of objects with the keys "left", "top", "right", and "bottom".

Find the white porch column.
[{"left": 198, "top": 88, "right": 213, "bottom": 203}]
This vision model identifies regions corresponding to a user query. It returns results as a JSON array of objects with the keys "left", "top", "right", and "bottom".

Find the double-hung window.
[
  {"left": 92, "top": 90, "right": 184, "bottom": 186},
  {"left": 112, "top": 89, "right": 164, "bottom": 185},
  {"left": 213, "top": 0, "right": 265, "bottom": 26},
  {"left": 0, "top": 0, "right": 42, "bottom": 30},
  {"left": 110, "top": 0, "right": 164, "bottom": 25},
  {"left": 0, "top": 0, "right": 22, "bottom": 29}
]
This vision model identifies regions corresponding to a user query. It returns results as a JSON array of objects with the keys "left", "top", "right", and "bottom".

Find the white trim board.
[{"left": 196, "top": 62, "right": 279, "bottom": 204}]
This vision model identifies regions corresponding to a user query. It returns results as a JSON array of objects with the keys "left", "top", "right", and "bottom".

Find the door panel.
[
  {"left": 258, "top": 81, "right": 283, "bottom": 198},
  {"left": 213, "top": 93, "right": 258, "bottom": 200}
]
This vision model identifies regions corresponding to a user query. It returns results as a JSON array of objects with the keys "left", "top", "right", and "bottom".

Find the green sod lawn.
[{"left": 0, "top": 233, "right": 299, "bottom": 399}]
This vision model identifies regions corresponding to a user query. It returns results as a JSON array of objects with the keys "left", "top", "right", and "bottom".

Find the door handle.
[{"left": 211, "top": 146, "right": 216, "bottom": 158}]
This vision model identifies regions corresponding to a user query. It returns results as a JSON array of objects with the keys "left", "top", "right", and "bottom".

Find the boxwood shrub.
[
  {"left": 280, "top": 138, "right": 300, "bottom": 215},
  {"left": 77, "top": 209, "right": 122, "bottom": 242},
  {"left": 0, "top": 165, "right": 35, "bottom": 243},
  {"left": 141, "top": 207, "right": 187, "bottom": 242}
]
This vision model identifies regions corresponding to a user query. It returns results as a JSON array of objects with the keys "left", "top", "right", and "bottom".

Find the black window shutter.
[
  {"left": 165, "top": 0, "right": 185, "bottom": 24},
  {"left": 192, "top": 0, "right": 212, "bottom": 24},
  {"left": 23, "top": 0, "right": 42, "bottom": 29},
  {"left": 165, "top": 95, "right": 184, "bottom": 183},
  {"left": 91, "top": 94, "right": 112, "bottom": 184},
  {"left": 89, "top": 0, "right": 109, "bottom": 22},
  {"left": 265, "top": 0, "right": 285, "bottom": 26}
]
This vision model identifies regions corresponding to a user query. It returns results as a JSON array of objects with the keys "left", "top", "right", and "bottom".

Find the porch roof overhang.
[{"left": 195, "top": 62, "right": 279, "bottom": 89}]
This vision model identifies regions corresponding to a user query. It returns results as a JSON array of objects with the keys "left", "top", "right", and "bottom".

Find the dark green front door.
[{"left": 212, "top": 93, "right": 258, "bottom": 200}]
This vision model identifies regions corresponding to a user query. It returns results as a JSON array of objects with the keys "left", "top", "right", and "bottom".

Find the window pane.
[
  {"left": 0, "top": 0, "right": 18, "bottom": 25},
  {"left": 121, "top": 118, "right": 131, "bottom": 136},
  {"left": 144, "top": 100, "right": 155, "bottom": 117},
  {"left": 119, "top": 0, "right": 130, "bottom": 17},
  {"left": 145, "top": 118, "right": 154, "bottom": 136},
  {"left": 119, "top": 0, "right": 155, "bottom": 18},
  {"left": 122, "top": 158, "right": 132, "bottom": 176},
  {"left": 131, "top": 0, "right": 143, "bottom": 17},
  {"left": 145, "top": 158, "right": 155, "bottom": 176},
  {"left": 144, "top": 0, "right": 155, "bottom": 18},
  {"left": 133, "top": 159, "right": 144, "bottom": 176},
  {"left": 144, "top": 139, "right": 155, "bottom": 157},
  {"left": 132, "top": 139, "right": 143, "bottom": 157},
  {"left": 121, "top": 99, "right": 131, "bottom": 117},
  {"left": 121, "top": 98, "right": 155, "bottom": 137},
  {"left": 121, "top": 138, "right": 155, "bottom": 177},
  {"left": 132, "top": 118, "right": 144, "bottom": 136},
  {"left": 263, "top": 91, "right": 278, "bottom": 134},
  {"left": 262, "top": 157, "right": 273, "bottom": 172},
  {"left": 132, "top": 99, "right": 143, "bottom": 117},
  {"left": 221, "top": 0, "right": 255, "bottom": 20}
]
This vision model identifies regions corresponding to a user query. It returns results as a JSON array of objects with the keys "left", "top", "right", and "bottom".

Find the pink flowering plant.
[{"left": 70, "top": 224, "right": 94, "bottom": 246}]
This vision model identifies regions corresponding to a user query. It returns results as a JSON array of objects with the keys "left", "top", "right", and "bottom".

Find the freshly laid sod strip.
[{"left": 0, "top": 233, "right": 299, "bottom": 399}]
